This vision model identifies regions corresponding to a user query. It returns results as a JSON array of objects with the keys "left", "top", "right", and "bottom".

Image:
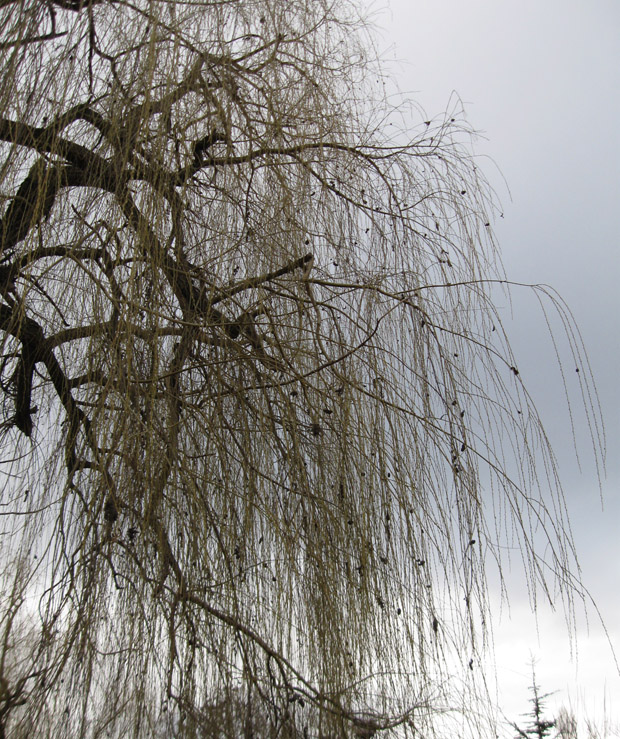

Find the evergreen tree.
[{"left": 512, "top": 668, "right": 556, "bottom": 739}]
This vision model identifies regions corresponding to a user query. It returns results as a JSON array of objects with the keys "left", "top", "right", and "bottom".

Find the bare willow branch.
[{"left": 0, "top": 1, "right": 603, "bottom": 737}]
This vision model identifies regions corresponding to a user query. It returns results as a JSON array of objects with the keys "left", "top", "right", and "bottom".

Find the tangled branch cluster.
[{"left": 0, "top": 1, "right": 602, "bottom": 736}]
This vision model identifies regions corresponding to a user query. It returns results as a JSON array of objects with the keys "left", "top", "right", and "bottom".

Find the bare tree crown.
[{"left": 0, "top": 1, "right": 603, "bottom": 736}]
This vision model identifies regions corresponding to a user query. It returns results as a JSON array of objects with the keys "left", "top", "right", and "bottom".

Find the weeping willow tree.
[{"left": 0, "top": 0, "right": 603, "bottom": 737}]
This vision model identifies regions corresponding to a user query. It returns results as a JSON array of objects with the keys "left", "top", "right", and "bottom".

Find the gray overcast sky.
[{"left": 378, "top": 0, "right": 620, "bottom": 730}]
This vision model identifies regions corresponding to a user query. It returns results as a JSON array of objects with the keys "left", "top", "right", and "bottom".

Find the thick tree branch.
[{"left": 0, "top": 304, "right": 85, "bottom": 440}]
